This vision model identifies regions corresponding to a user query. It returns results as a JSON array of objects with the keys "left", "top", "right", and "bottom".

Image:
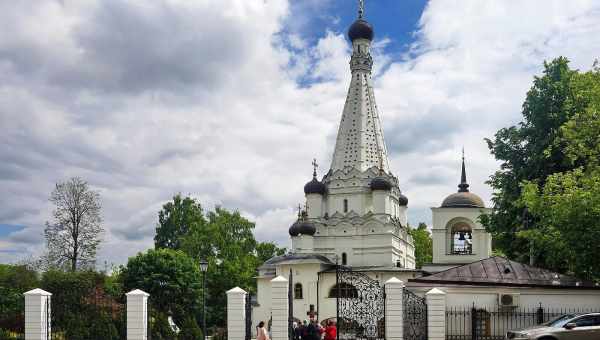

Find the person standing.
[
  {"left": 324, "top": 321, "right": 337, "bottom": 340},
  {"left": 257, "top": 321, "right": 270, "bottom": 340},
  {"left": 306, "top": 319, "right": 320, "bottom": 340}
]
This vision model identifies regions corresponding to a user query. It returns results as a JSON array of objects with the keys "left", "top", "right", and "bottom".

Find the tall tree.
[
  {"left": 520, "top": 64, "right": 600, "bottom": 279},
  {"left": 154, "top": 194, "right": 206, "bottom": 250},
  {"left": 44, "top": 177, "right": 103, "bottom": 271},
  {"left": 409, "top": 223, "right": 433, "bottom": 269},
  {"left": 154, "top": 195, "right": 285, "bottom": 328},
  {"left": 482, "top": 57, "right": 588, "bottom": 265}
]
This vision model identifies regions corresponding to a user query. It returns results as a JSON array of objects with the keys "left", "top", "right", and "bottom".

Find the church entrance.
[{"left": 334, "top": 266, "right": 385, "bottom": 340}]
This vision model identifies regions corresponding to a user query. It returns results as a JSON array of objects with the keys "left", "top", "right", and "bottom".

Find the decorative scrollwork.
[
  {"left": 337, "top": 266, "right": 385, "bottom": 340},
  {"left": 403, "top": 289, "right": 427, "bottom": 340}
]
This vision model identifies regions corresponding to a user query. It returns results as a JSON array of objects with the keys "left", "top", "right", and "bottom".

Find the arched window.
[
  {"left": 342, "top": 253, "right": 347, "bottom": 266},
  {"left": 343, "top": 199, "right": 349, "bottom": 213},
  {"left": 294, "top": 283, "right": 303, "bottom": 299},
  {"left": 328, "top": 283, "right": 358, "bottom": 298},
  {"left": 450, "top": 223, "right": 473, "bottom": 255}
]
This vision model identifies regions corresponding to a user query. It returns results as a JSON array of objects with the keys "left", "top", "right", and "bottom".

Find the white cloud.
[{"left": 1, "top": 0, "right": 600, "bottom": 265}]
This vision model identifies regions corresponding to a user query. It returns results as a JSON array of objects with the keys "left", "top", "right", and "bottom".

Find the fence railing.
[{"left": 446, "top": 304, "right": 600, "bottom": 340}]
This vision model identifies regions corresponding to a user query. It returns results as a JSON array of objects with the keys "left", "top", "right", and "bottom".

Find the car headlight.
[{"left": 506, "top": 331, "right": 528, "bottom": 339}]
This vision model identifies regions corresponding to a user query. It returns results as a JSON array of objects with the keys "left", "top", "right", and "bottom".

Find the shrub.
[{"left": 178, "top": 316, "right": 203, "bottom": 340}]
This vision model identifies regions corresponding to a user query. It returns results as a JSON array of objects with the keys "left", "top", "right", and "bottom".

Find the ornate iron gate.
[
  {"left": 403, "top": 289, "right": 427, "bottom": 340},
  {"left": 336, "top": 266, "right": 385, "bottom": 340},
  {"left": 245, "top": 293, "right": 252, "bottom": 340}
]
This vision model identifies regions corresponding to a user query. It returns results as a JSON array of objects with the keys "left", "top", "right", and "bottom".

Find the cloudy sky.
[{"left": 1, "top": 0, "right": 599, "bottom": 266}]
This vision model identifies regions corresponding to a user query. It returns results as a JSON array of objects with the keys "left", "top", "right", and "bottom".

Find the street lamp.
[{"left": 199, "top": 258, "right": 209, "bottom": 340}]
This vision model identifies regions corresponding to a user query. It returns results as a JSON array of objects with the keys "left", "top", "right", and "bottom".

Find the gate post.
[
  {"left": 126, "top": 289, "right": 150, "bottom": 340},
  {"left": 385, "top": 277, "right": 404, "bottom": 340},
  {"left": 271, "top": 276, "right": 289, "bottom": 340},
  {"left": 227, "top": 287, "right": 248, "bottom": 340},
  {"left": 24, "top": 288, "right": 52, "bottom": 340},
  {"left": 426, "top": 288, "right": 446, "bottom": 340}
]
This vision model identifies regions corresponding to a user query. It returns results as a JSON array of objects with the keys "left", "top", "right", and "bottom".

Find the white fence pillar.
[
  {"left": 227, "top": 287, "right": 247, "bottom": 340},
  {"left": 385, "top": 277, "right": 404, "bottom": 340},
  {"left": 426, "top": 288, "right": 446, "bottom": 340},
  {"left": 24, "top": 288, "right": 52, "bottom": 340},
  {"left": 270, "top": 276, "right": 288, "bottom": 340},
  {"left": 126, "top": 289, "right": 150, "bottom": 340}
]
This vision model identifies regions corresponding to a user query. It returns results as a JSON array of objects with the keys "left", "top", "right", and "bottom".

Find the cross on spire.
[
  {"left": 358, "top": 0, "right": 365, "bottom": 19},
  {"left": 312, "top": 158, "right": 319, "bottom": 178}
]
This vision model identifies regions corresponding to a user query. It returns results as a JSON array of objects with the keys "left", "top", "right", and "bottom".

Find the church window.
[
  {"left": 328, "top": 283, "right": 358, "bottom": 298},
  {"left": 342, "top": 253, "right": 347, "bottom": 265},
  {"left": 294, "top": 283, "right": 303, "bottom": 299},
  {"left": 343, "top": 199, "right": 348, "bottom": 213}
]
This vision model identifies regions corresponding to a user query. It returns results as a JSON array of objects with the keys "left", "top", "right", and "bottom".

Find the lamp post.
[{"left": 199, "top": 258, "right": 209, "bottom": 340}]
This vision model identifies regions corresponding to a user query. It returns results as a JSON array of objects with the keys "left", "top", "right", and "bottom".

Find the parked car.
[{"left": 506, "top": 313, "right": 600, "bottom": 339}]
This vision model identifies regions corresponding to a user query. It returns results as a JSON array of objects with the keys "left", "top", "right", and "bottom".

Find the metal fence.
[{"left": 446, "top": 304, "right": 600, "bottom": 340}]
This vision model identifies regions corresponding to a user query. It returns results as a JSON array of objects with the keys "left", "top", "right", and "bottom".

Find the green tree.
[
  {"left": 256, "top": 242, "right": 286, "bottom": 263},
  {"left": 519, "top": 64, "right": 600, "bottom": 279},
  {"left": 120, "top": 248, "right": 202, "bottom": 324},
  {"left": 153, "top": 195, "right": 285, "bottom": 328},
  {"left": 40, "top": 270, "right": 122, "bottom": 340},
  {"left": 483, "top": 57, "right": 595, "bottom": 265},
  {"left": 409, "top": 223, "right": 433, "bottom": 269},
  {"left": 154, "top": 194, "right": 206, "bottom": 250},
  {"left": 0, "top": 265, "right": 39, "bottom": 333}
]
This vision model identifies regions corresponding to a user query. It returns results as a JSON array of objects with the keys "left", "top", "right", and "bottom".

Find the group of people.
[{"left": 256, "top": 319, "right": 337, "bottom": 340}]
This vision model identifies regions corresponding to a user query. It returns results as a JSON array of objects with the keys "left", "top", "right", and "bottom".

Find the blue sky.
[
  {"left": 288, "top": 0, "right": 428, "bottom": 54},
  {"left": 1, "top": 0, "right": 599, "bottom": 266}
]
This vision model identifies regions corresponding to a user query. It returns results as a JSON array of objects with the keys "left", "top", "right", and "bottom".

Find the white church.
[{"left": 252, "top": 2, "right": 600, "bottom": 328}]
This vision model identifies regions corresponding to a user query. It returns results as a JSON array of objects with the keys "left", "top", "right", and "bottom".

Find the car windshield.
[{"left": 547, "top": 314, "right": 578, "bottom": 327}]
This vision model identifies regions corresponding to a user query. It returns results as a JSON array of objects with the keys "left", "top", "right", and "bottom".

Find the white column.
[
  {"left": 126, "top": 289, "right": 150, "bottom": 340},
  {"left": 24, "top": 288, "right": 52, "bottom": 340},
  {"left": 227, "top": 287, "right": 248, "bottom": 340},
  {"left": 270, "top": 276, "right": 289, "bottom": 340},
  {"left": 385, "top": 277, "right": 404, "bottom": 340},
  {"left": 426, "top": 288, "right": 447, "bottom": 340}
]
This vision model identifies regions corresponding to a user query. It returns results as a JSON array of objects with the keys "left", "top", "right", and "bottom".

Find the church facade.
[{"left": 252, "top": 5, "right": 494, "bottom": 326}]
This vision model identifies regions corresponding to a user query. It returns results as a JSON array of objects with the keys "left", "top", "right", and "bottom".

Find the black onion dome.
[
  {"left": 304, "top": 177, "right": 326, "bottom": 195},
  {"left": 398, "top": 193, "right": 408, "bottom": 206},
  {"left": 441, "top": 192, "right": 485, "bottom": 208},
  {"left": 348, "top": 19, "right": 374, "bottom": 42},
  {"left": 289, "top": 220, "right": 301, "bottom": 236},
  {"left": 297, "top": 220, "right": 316, "bottom": 236},
  {"left": 370, "top": 176, "right": 392, "bottom": 191}
]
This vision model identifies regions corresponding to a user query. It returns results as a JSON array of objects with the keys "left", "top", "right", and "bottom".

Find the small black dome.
[
  {"left": 348, "top": 19, "right": 374, "bottom": 42},
  {"left": 398, "top": 193, "right": 408, "bottom": 206},
  {"left": 297, "top": 221, "right": 316, "bottom": 236},
  {"left": 441, "top": 192, "right": 485, "bottom": 208},
  {"left": 370, "top": 176, "right": 392, "bottom": 191},
  {"left": 289, "top": 220, "right": 301, "bottom": 237},
  {"left": 304, "top": 177, "right": 326, "bottom": 195}
]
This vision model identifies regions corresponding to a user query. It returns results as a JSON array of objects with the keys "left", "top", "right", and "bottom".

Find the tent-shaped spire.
[{"left": 329, "top": 1, "right": 390, "bottom": 173}]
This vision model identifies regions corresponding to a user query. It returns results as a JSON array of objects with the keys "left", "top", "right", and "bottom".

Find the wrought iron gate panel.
[
  {"left": 403, "top": 289, "right": 427, "bottom": 340},
  {"left": 336, "top": 266, "right": 385, "bottom": 340},
  {"left": 245, "top": 293, "right": 252, "bottom": 340}
]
